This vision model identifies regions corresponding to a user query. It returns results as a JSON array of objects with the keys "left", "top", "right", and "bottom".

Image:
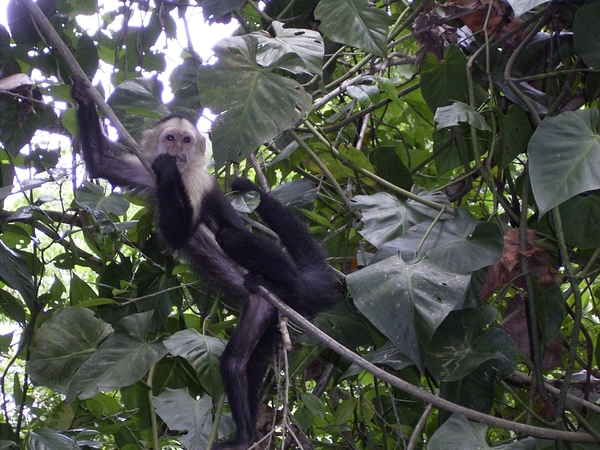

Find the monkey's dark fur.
[{"left": 71, "top": 76, "right": 337, "bottom": 450}]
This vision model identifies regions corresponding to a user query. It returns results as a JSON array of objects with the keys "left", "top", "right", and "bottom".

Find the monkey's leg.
[{"left": 216, "top": 294, "right": 278, "bottom": 449}]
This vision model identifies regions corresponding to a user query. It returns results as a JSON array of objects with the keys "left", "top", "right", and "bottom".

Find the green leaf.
[
  {"left": 373, "top": 208, "right": 504, "bottom": 274},
  {"left": 347, "top": 255, "right": 470, "bottom": 371},
  {"left": 76, "top": 180, "right": 131, "bottom": 216},
  {"left": 314, "top": 0, "right": 389, "bottom": 57},
  {"left": 153, "top": 389, "right": 213, "bottom": 450},
  {"left": 27, "top": 307, "right": 114, "bottom": 393},
  {"left": 64, "top": 311, "right": 168, "bottom": 402},
  {"left": 434, "top": 101, "right": 491, "bottom": 131},
  {"left": 163, "top": 329, "right": 226, "bottom": 398},
  {"left": 352, "top": 192, "right": 432, "bottom": 248},
  {"left": 426, "top": 306, "right": 516, "bottom": 382},
  {"left": 574, "top": 2, "right": 600, "bottom": 68},
  {"left": 334, "top": 398, "right": 357, "bottom": 425},
  {"left": 344, "top": 342, "right": 413, "bottom": 379},
  {"left": 558, "top": 192, "right": 600, "bottom": 249},
  {"left": 429, "top": 413, "right": 536, "bottom": 449},
  {"left": 529, "top": 109, "right": 600, "bottom": 216},
  {"left": 439, "top": 363, "right": 500, "bottom": 422},
  {"left": 505, "top": 0, "right": 551, "bottom": 18},
  {"left": 254, "top": 21, "right": 324, "bottom": 75},
  {"left": 198, "top": 35, "right": 312, "bottom": 167},
  {"left": 494, "top": 105, "right": 532, "bottom": 170},
  {"left": 0, "top": 241, "right": 35, "bottom": 308},
  {"left": 420, "top": 46, "right": 469, "bottom": 114},
  {"left": 0, "top": 95, "right": 57, "bottom": 156},
  {"left": 27, "top": 428, "right": 79, "bottom": 450},
  {"left": 300, "top": 392, "right": 326, "bottom": 419},
  {"left": 368, "top": 146, "right": 414, "bottom": 191},
  {"left": 347, "top": 84, "right": 380, "bottom": 107},
  {"left": 69, "top": 274, "right": 97, "bottom": 305}
]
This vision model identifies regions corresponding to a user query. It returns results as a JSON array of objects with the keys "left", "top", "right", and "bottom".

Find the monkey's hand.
[
  {"left": 151, "top": 154, "right": 179, "bottom": 182},
  {"left": 152, "top": 154, "right": 194, "bottom": 249},
  {"left": 71, "top": 75, "right": 92, "bottom": 106}
]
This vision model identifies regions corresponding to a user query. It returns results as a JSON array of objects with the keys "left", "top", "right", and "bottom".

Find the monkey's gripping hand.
[
  {"left": 71, "top": 76, "right": 92, "bottom": 106},
  {"left": 152, "top": 154, "right": 194, "bottom": 249}
]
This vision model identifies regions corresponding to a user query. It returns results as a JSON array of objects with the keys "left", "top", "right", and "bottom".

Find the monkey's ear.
[{"left": 196, "top": 133, "right": 206, "bottom": 156}]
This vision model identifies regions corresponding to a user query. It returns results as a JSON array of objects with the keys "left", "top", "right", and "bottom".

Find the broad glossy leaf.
[
  {"left": 506, "top": 0, "right": 550, "bottom": 18},
  {"left": 75, "top": 180, "right": 130, "bottom": 216},
  {"left": 0, "top": 95, "right": 57, "bottom": 156},
  {"left": 27, "top": 308, "right": 113, "bottom": 393},
  {"left": 344, "top": 341, "right": 413, "bottom": 378},
  {"left": 434, "top": 101, "right": 491, "bottom": 131},
  {"left": 351, "top": 192, "right": 432, "bottom": 248},
  {"left": 0, "top": 241, "right": 35, "bottom": 308},
  {"left": 439, "top": 363, "right": 499, "bottom": 423},
  {"left": 107, "top": 77, "right": 168, "bottom": 141},
  {"left": 27, "top": 428, "right": 79, "bottom": 450},
  {"left": 254, "top": 22, "right": 324, "bottom": 75},
  {"left": 0, "top": 290, "right": 26, "bottom": 324},
  {"left": 64, "top": 311, "right": 168, "bottom": 402},
  {"left": 429, "top": 413, "right": 536, "bottom": 449},
  {"left": 421, "top": 46, "right": 469, "bottom": 114},
  {"left": 201, "top": 0, "right": 246, "bottom": 23},
  {"left": 426, "top": 306, "right": 516, "bottom": 382},
  {"left": 314, "top": 0, "right": 389, "bottom": 57},
  {"left": 494, "top": 105, "right": 531, "bottom": 170},
  {"left": 198, "top": 35, "right": 312, "bottom": 167},
  {"left": 373, "top": 208, "right": 504, "bottom": 274},
  {"left": 153, "top": 389, "right": 214, "bottom": 450},
  {"left": 574, "top": 2, "right": 600, "bottom": 67},
  {"left": 529, "top": 109, "right": 600, "bottom": 216},
  {"left": 368, "top": 146, "right": 414, "bottom": 191},
  {"left": 347, "top": 255, "right": 470, "bottom": 371},
  {"left": 558, "top": 193, "right": 600, "bottom": 248},
  {"left": 164, "top": 329, "right": 225, "bottom": 398}
]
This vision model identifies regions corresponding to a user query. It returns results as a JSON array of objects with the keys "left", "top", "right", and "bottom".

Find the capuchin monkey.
[{"left": 71, "top": 76, "right": 337, "bottom": 450}]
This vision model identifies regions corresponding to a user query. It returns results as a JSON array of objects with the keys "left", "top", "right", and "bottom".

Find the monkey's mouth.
[{"left": 174, "top": 155, "right": 188, "bottom": 168}]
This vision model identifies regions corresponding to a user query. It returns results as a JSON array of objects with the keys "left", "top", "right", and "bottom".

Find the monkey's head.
[{"left": 142, "top": 115, "right": 206, "bottom": 171}]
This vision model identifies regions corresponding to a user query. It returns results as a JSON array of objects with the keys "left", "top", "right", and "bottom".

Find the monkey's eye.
[
  {"left": 183, "top": 137, "right": 191, "bottom": 143},
  {"left": 166, "top": 135, "right": 175, "bottom": 141}
]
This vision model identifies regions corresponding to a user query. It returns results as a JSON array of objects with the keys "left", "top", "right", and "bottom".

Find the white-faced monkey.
[{"left": 71, "top": 76, "right": 337, "bottom": 450}]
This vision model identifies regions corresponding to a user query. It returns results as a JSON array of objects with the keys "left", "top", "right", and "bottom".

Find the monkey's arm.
[
  {"left": 151, "top": 154, "right": 196, "bottom": 249},
  {"left": 71, "top": 76, "right": 155, "bottom": 193}
]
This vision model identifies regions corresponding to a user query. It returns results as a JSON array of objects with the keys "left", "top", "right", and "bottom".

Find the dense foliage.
[{"left": 1, "top": 0, "right": 600, "bottom": 448}]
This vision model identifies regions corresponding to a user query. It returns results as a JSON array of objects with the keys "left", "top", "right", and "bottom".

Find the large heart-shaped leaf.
[
  {"left": 153, "top": 389, "right": 214, "bottom": 450},
  {"left": 347, "top": 255, "right": 470, "bottom": 371},
  {"left": 574, "top": 2, "right": 600, "bottom": 68},
  {"left": 64, "top": 311, "right": 168, "bottom": 402},
  {"left": 372, "top": 208, "right": 504, "bottom": 274},
  {"left": 27, "top": 307, "right": 114, "bottom": 392},
  {"left": 426, "top": 306, "right": 516, "bottom": 382},
  {"left": 164, "top": 329, "right": 225, "bottom": 398},
  {"left": 420, "top": 46, "right": 469, "bottom": 114},
  {"left": 434, "top": 101, "right": 491, "bottom": 131},
  {"left": 0, "top": 240, "right": 35, "bottom": 308},
  {"left": 429, "top": 413, "right": 536, "bottom": 449},
  {"left": 529, "top": 109, "right": 600, "bottom": 216},
  {"left": 314, "top": 0, "right": 389, "bottom": 57},
  {"left": 26, "top": 428, "right": 79, "bottom": 450},
  {"left": 254, "top": 21, "right": 324, "bottom": 75},
  {"left": 198, "top": 35, "right": 312, "bottom": 167},
  {"left": 352, "top": 192, "right": 444, "bottom": 248}
]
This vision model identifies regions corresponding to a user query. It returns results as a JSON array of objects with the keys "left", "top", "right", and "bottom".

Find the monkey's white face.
[{"left": 159, "top": 128, "right": 197, "bottom": 170}]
